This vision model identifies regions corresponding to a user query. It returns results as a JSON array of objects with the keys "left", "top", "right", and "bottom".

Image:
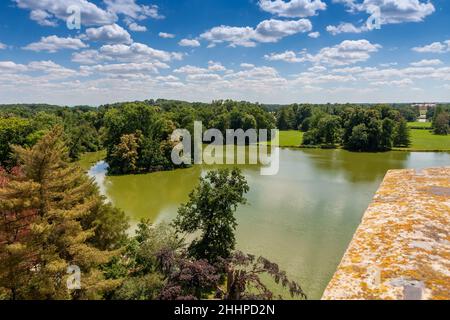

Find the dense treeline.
[
  {"left": 0, "top": 129, "right": 305, "bottom": 300},
  {"left": 1, "top": 100, "right": 448, "bottom": 173},
  {"left": 0, "top": 100, "right": 275, "bottom": 175},
  {"left": 276, "top": 104, "right": 412, "bottom": 150},
  {"left": 0, "top": 104, "right": 102, "bottom": 167},
  {"left": 275, "top": 103, "right": 449, "bottom": 150}
]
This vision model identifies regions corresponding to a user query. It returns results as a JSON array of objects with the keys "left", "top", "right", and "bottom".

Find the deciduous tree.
[{"left": 173, "top": 169, "right": 249, "bottom": 263}]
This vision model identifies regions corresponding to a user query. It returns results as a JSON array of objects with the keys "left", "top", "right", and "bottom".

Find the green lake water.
[{"left": 88, "top": 148, "right": 450, "bottom": 299}]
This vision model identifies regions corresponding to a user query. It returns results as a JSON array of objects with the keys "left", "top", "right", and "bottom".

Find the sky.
[{"left": 0, "top": 0, "right": 449, "bottom": 106}]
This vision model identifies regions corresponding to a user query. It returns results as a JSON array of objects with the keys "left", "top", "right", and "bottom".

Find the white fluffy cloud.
[
  {"left": 265, "top": 50, "right": 303, "bottom": 63},
  {"left": 84, "top": 24, "right": 132, "bottom": 44},
  {"left": 208, "top": 61, "right": 227, "bottom": 72},
  {"left": 301, "top": 39, "right": 381, "bottom": 65},
  {"left": 200, "top": 18, "right": 312, "bottom": 47},
  {"left": 326, "top": 22, "right": 367, "bottom": 35},
  {"left": 334, "top": 0, "right": 435, "bottom": 24},
  {"left": 72, "top": 50, "right": 113, "bottom": 64},
  {"left": 308, "top": 31, "right": 320, "bottom": 38},
  {"left": 0, "top": 61, "right": 28, "bottom": 73},
  {"left": 410, "top": 59, "right": 442, "bottom": 67},
  {"left": 14, "top": 0, "right": 117, "bottom": 26},
  {"left": 159, "top": 32, "right": 175, "bottom": 39},
  {"left": 0, "top": 43, "right": 6, "bottom": 50},
  {"left": 99, "top": 43, "right": 179, "bottom": 62},
  {"left": 29, "top": 9, "right": 58, "bottom": 26},
  {"left": 72, "top": 42, "right": 182, "bottom": 65},
  {"left": 127, "top": 22, "right": 147, "bottom": 32},
  {"left": 104, "top": 0, "right": 162, "bottom": 32},
  {"left": 104, "top": 0, "right": 163, "bottom": 20},
  {"left": 81, "top": 62, "right": 167, "bottom": 76},
  {"left": 412, "top": 40, "right": 450, "bottom": 53},
  {"left": 14, "top": 0, "right": 163, "bottom": 28},
  {"left": 28, "top": 60, "right": 79, "bottom": 78},
  {"left": 178, "top": 39, "right": 201, "bottom": 47},
  {"left": 174, "top": 65, "right": 210, "bottom": 74},
  {"left": 23, "top": 35, "right": 88, "bottom": 52},
  {"left": 258, "top": 0, "right": 326, "bottom": 18},
  {"left": 186, "top": 73, "right": 222, "bottom": 82},
  {"left": 0, "top": 60, "right": 80, "bottom": 80},
  {"left": 100, "top": 43, "right": 177, "bottom": 61}
]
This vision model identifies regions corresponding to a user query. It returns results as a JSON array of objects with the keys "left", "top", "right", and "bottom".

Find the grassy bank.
[
  {"left": 393, "top": 129, "right": 450, "bottom": 152},
  {"left": 273, "top": 130, "right": 450, "bottom": 152},
  {"left": 407, "top": 122, "right": 432, "bottom": 130},
  {"left": 77, "top": 150, "right": 106, "bottom": 170},
  {"left": 263, "top": 130, "right": 304, "bottom": 148}
]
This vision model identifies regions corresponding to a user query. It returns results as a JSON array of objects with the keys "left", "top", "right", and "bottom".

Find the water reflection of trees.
[
  {"left": 104, "top": 166, "right": 202, "bottom": 221},
  {"left": 300, "top": 149, "right": 410, "bottom": 183}
]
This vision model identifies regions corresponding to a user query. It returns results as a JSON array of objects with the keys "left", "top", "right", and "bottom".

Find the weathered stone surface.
[{"left": 322, "top": 167, "right": 450, "bottom": 300}]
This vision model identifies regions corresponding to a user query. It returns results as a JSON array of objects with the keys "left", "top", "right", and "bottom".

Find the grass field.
[
  {"left": 262, "top": 130, "right": 304, "bottom": 147},
  {"left": 397, "top": 129, "right": 450, "bottom": 151},
  {"left": 278, "top": 130, "right": 304, "bottom": 147},
  {"left": 273, "top": 129, "right": 449, "bottom": 151},
  {"left": 77, "top": 150, "right": 106, "bottom": 170},
  {"left": 407, "top": 122, "right": 432, "bottom": 129}
]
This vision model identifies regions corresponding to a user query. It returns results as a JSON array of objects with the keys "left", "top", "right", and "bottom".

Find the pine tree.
[
  {"left": 0, "top": 127, "right": 123, "bottom": 300},
  {"left": 0, "top": 166, "right": 39, "bottom": 300}
]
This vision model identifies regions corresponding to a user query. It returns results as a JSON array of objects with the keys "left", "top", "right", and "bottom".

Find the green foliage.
[
  {"left": 101, "top": 100, "right": 275, "bottom": 174},
  {"left": 276, "top": 104, "right": 313, "bottom": 131},
  {"left": 394, "top": 119, "right": 411, "bottom": 147},
  {"left": 0, "top": 128, "right": 126, "bottom": 299},
  {"left": 302, "top": 115, "right": 342, "bottom": 146},
  {"left": 433, "top": 112, "right": 450, "bottom": 135},
  {"left": 103, "top": 103, "right": 178, "bottom": 174},
  {"left": 0, "top": 106, "right": 102, "bottom": 164},
  {"left": 0, "top": 118, "right": 34, "bottom": 167},
  {"left": 380, "top": 118, "right": 396, "bottom": 149},
  {"left": 173, "top": 169, "right": 249, "bottom": 263},
  {"left": 347, "top": 124, "right": 369, "bottom": 151},
  {"left": 113, "top": 273, "right": 164, "bottom": 300},
  {"left": 298, "top": 105, "right": 415, "bottom": 151},
  {"left": 110, "top": 132, "right": 141, "bottom": 174},
  {"left": 396, "top": 105, "right": 419, "bottom": 122},
  {"left": 276, "top": 108, "right": 295, "bottom": 131},
  {"left": 105, "top": 221, "right": 183, "bottom": 300}
]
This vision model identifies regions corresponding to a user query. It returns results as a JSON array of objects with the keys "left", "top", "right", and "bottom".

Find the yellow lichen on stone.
[{"left": 322, "top": 167, "right": 450, "bottom": 300}]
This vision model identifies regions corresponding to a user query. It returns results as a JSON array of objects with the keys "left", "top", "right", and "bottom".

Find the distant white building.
[{"left": 412, "top": 103, "right": 436, "bottom": 122}]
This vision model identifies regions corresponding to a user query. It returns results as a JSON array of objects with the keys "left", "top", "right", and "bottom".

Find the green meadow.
[
  {"left": 272, "top": 130, "right": 450, "bottom": 151},
  {"left": 407, "top": 122, "right": 433, "bottom": 129},
  {"left": 397, "top": 129, "right": 450, "bottom": 151}
]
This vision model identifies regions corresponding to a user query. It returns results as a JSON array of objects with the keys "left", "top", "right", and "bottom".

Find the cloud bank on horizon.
[{"left": 0, "top": 0, "right": 449, "bottom": 105}]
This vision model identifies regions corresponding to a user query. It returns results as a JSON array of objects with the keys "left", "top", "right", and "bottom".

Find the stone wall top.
[{"left": 322, "top": 167, "right": 450, "bottom": 300}]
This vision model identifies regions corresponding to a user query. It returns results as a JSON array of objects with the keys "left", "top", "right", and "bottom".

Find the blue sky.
[{"left": 0, "top": 0, "right": 449, "bottom": 105}]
